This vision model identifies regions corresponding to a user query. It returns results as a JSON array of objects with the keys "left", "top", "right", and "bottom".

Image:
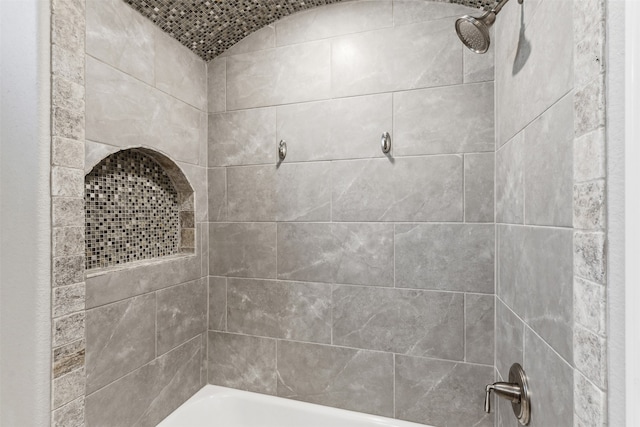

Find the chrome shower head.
[
  {"left": 455, "top": 11, "right": 495, "bottom": 54},
  {"left": 455, "top": 0, "right": 523, "bottom": 54}
]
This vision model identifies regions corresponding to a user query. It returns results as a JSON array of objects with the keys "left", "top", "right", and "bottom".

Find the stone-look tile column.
[
  {"left": 50, "top": 0, "right": 86, "bottom": 425},
  {"left": 573, "top": 0, "right": 608, "bottom": 425}
]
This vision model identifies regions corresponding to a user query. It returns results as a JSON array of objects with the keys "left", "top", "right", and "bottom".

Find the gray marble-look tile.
[
  {"left": 465, "top": 294, "right": 494, "bottom": 365},
  {"left": 84, "top": 140, "right": 119, "bottom": 173},
  {"left": 53, "top": 137, "right": 84, "bottom": 169},
  {"left": 464, "top": 36, "right": 495, "bottom": 83},
  {"left": 86, "top": 337, "right": 202, "bottom": 427},
  {"left": 208, "top": 167, "right": 227, "bottom": 221},
  {"left": 85, "top": 57, "right": 203, "bottom": 165},
  {"left": 200, "top": 223, "right": 209, "bottom": 277},
  {"left": 209, "top": 223, "right": 277, "bottom": 279},
  {"left": 495, "top": 298, "right": 524, "bottom": 378},
  {"left": 464, "top": 153, "right": 495, "bottom": 223},
  {"left": 53, "top": 368, "right": 85, "bottom": 409},
  {"left": 495, "top": 0, "right": 573, "bottom": 145},
  {"left": 53, "top": 283, "right": 85, "bottom": 318},
  {"left": 395, "top": 356, "right": 493, "bottom": 427},
  {"left": 275, "top": 0, "right": 392, "bottom": 46},
  {"left": 574, "top": 370, "right": 607, "bottom": 427},
  {"left": 53, "top": 255, "right": 84, "bottom": 288},
  {"left": 220, "top": 25, "right": 276, "bottom": 57},
  {"left": 574, "top": 325, "right": 607, "bottom": 389},
  {"left": 524, "top": 95, "right": 574, "bottom": 227},
  {"left": 276, "top": 340, "right": 393, "bottom": 417},
  {"left": 157, "top": 279, "right": 207, "bottom": 354},
  {"left": 392, "top": 1, "right": 475, "bottom": 26},
  {"left": 53, "top": 311, "right": 85, "bottom": 348},
  {"left": 332, "top": 156, "right": 463, "bottom": 222},
  {"left": 53, "top": 397, "right": 84, "bottom": 427},
  {"left": 575, "top": 77, "right": 605, "bottom": 138},
  {"left": 574, "top": 231, "right": 606, "bottom": 284},
  {"left": 277, "top": 223, "right": 394, "bottom": 287},
  {"left": 208, "top": 332, "right": 276, "bottom": 394},
  {"left": 208, "top": 108, "right": 275, "bottom": 167},
  {"left": 524, "top": 328, "right": 574, "bottom": 427},
  {"left": 574, "top": 277, "right": 606, "bottom": 336},
  {"left": 574, "top": 180, "right": 606, "bottom": 230},
  {"left": 496, "top": 131, "right": 524, "bottom": 223},
  {"left": 276, "top": 162, "right": 331, "bottom": 221},
  {"left": 498, "top": 225, "right": 573, "bottom": 362},
  {"left": 86, "top": 0, "right": 155, "bottom": 84},
  {"left": 207, "top": 57, "right": 226, "bottom": 114},
  {"left": 574, "top": 128, "right": 606, "bottom": 182},
  {"left": 395, "top": 224, "right": 494, "bottom": 293},
  {"left": 208, "top": 276, "right": 227, "bottom": 331},
  {"left": 175, "top": 162, "right": 208, "bottom": 222},
  {"left": 227, "top": 165, "right": 276, "bottom": 221},
  {"left": 333, "top": 286, "right": 463, "bottom": 360},
  {"left": 394, "top": 83, "right": 494, "bottom": 156},
  {"left": 276, "top": 93, "right": 391, "bottom": 162},
  {"left": 331, "top": 20, "right": 462, "bottom": 97},
  {"left": 226, "top": 41, "right": 331, "bottom": 110},
  {"left": 227, "top": 278, "right": 331, "bottom": 343},
  {"left": 85, "top": 294, "right": 155, "bottom": 394},
  {"left": 155, "top": 29, "right": 207, "bottom": 110},
  {"left": 85, "top": 254, "right": 201, "bottom": 308}
]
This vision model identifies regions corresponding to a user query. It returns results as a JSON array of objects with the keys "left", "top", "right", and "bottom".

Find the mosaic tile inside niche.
[
  {"left": 85, "top": 150, "right": 180, "bottom": 270},
  {"left": 122, "top": 0, "right": 492, "bottom": 61}
]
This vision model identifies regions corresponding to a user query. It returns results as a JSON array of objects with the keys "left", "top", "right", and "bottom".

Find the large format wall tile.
[
  {"left": 226, "top": 41, "right": 331, "bottom": 110},
  {"left": 498, "top": 225, "right": 573, "bottom": 362},
  {"left": 276, "top": 341, "right": 394, "bottom": 417},
  {"left": 208, "top": 332, "right": 276, "bottom": 394},
  {"left": 209, "top": 223, "right": 276, "bottom": 279},
  {"left": 395, "top": 356, "right": 494, "bottom": 426},
  {"left": 86, "top": 294, "right": 155, "bottom": 394},
  {"left": 276, "top": 94, "right": 391, "bottom": 162},
  {"left": 524, "top": 95, "right": 574, "bottom": 227},
  {"left": 275, "top": 0, "right": 392, "bottom": 47},
  {"left": 155, "top": 29, "right": 207, "bottom": 111},
  {"left": 227, "top": 278, "right": 331, "bottom": 343},
  {"left": 227, "top": 165, "right": 276, "bottom": 221},
  {"left": 464, "top": 152, "right": 495, "bottom": 223},
  {"left": 86, "top": 337, "right": 202, "bottom": 427},
  {"left": 496, "top": 132, "right": 525, "bottom": 223},
  {"left": 86, "top": 57, "right": 204, "bottom": 165},
  {"left": 393, "top": 1, "right": 474, "bottom": 26},
  {"left": 86, "top": 0, "right": 155, "bottom": 84},
  {"left": 495, "top": 299, "right": 524, "bottom": 377},
  {"left": 331, "top": 20, "right": 462, "bottom": 97},
  {"left": 393, "top": 83, "right": 494, "bottom": 156},
  {"left": 524, "top": 328, "right": 574, "bottom": 427},
  {"left": 395, "top": 224, "right": 494, "bottom": 293},
  {"left": 331, "top": 156, "right": 463, "bottom": 222},
  {"left": 208, "top": 277, "right": 227, "bottom": 331},
  {"left": 156, "top": 279, "right": 207, "bottom": 354},
  {"left": 465, "top": 294, "right": 494, "bottom": 365},
  {"left": 495, "top": 0, "right": 573, "bottom": 144},
  {"left": 277, "top": 223, "right": 394, "bottom": 287},
  {"left": 208, "top": 108, "right": 275, "bottom": 167},
  {"left": 332, "top": 286, "right": 464, "bottom": 360}
]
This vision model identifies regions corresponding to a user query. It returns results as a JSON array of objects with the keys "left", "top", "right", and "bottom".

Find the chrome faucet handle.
[{"left": 485, "top": 363, "right": 531, "bottom": 425}]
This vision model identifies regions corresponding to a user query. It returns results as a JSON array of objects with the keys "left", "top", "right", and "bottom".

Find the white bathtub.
[{"left": 157, "top": 385, "right": 431, "bottom": 427}]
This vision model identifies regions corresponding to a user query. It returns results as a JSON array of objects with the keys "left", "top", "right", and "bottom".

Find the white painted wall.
[{"left": 0, "top": 0, "right": 52, "bottom": 425}]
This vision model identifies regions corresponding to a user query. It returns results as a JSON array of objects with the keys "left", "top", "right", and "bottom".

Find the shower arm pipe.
[{"left": 491, "top": 0, "right": 523, "bottom": 15}]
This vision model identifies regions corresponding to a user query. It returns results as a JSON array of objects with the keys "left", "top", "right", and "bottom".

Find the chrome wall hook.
[
  {"left": 381, "top": 132, "right": 391, "bottom": 154},
  {"left": 278, "top": 140, "right": 287, "bottom": 161},
  {"left": 484, "top": 363, "right": 531, "bottom": 425}
]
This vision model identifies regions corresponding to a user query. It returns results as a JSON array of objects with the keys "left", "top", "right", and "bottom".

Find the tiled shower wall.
[
  {"left": 51, "top": 0, "right": 210, "bottom": 425},
  {"left": 206, "top": 2, "right": 496, "bottom": 425},
  {"left": 494, "top": 0, "right": 607, "bottom": 426}
]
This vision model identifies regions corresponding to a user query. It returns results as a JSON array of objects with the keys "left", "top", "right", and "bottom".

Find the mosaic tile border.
[{"left": 122, "top": 0, "right": 493, "bottom": 61}]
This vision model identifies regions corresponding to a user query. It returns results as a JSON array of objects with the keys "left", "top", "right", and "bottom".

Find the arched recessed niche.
[{"left": 84, "top": 148, "right": 195, "bottom": 271}]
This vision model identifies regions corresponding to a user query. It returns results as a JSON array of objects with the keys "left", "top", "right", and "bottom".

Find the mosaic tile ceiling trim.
[
  {"left": 85, "top": 150, "right": 181, "bottom": 270},
  {"left": 122, "top": 0, "right": 492, "bottom": 61}
]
